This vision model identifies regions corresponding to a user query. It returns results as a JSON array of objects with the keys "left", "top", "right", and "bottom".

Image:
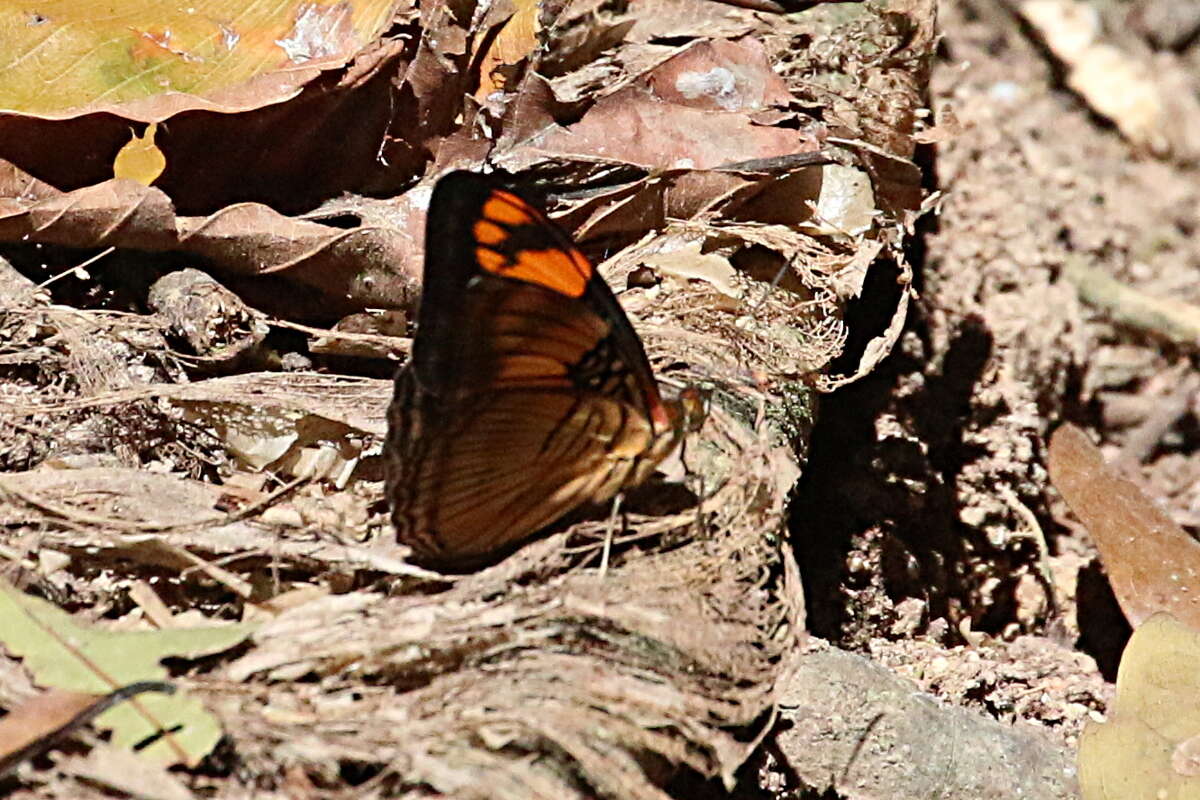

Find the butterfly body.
[{"left": 386, "top": 171, "right": 693, "bottom": 564}]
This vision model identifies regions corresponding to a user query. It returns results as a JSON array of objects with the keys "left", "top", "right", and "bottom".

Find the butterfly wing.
[
  {"left": 389, "top": 383, "right": 667, "bottom": 560},
  {"left": 386, "top": 171, "right": 684, "bottom": 562}
]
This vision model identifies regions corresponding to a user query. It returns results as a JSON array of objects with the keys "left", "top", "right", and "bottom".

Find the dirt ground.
[{"left": 764, "top": 1, "right": 1200, "bottom": 796}]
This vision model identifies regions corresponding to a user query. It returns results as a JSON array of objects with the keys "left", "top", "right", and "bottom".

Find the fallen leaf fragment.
[
  {"left": 59, "top": 743, "right": 195, "bottom": 800},
  {"left": 0, "top": 580, "right": 253, "bottom": 766},
  {"left": 476, "top": 0, "right": 539, "bottom": 99},
  {"left": 0, "top": 160, "right": 420, "bottom": 316},
  {"left": 1048, "top": 423, "right": 1200, "bottom": 630},
  {"left": 0, "top": 689, "right": 102, "bottom": 774},
  {"left": 802, "top": 164, "right": 877, "bottom": 236},
  {"left": 643, "top": 237, "right": 743, "bottom": 301},
  {"left": 112, "top": 123, "right": 166, "bottom": 186},
  {"left": 498, "top": 38, "right": 818, "bottom": 172},
  {"left": 1078, "top": 613, "right": 1200, "bottom": 799}
]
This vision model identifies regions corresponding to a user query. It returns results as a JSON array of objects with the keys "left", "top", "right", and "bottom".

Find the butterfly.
[{"left": 385, "top": 171, "right": 702, "bottom": 565}]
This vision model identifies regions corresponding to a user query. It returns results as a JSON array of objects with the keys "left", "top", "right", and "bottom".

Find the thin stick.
[{"left": 37, "top": 247, "right": 115, "bottom": 290}]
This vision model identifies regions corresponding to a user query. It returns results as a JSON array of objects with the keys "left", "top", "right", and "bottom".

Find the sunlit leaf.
[
  {"left": 0, "top": 0, "right": 398, "bottom": 120},
  {"left": 1047, "top": 423, "right": 1200, "bottom": 630},
  {"left": 0, "top": 580, "right": 253, "bottom": 766}
]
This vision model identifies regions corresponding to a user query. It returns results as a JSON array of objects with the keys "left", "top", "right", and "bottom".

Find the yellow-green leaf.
[{"left": 0, "top": 580, "right": 254, "bottom": 766}]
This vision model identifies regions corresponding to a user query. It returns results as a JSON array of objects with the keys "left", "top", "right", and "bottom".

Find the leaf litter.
[{"left": 0, "top": 0, "right": 927, "bottom": 797}]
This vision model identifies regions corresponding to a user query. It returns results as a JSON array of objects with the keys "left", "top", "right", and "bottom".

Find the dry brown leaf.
[
  {"left": 1047, "top": 423, "right": 1200, "bottom": 630},
  {"left": 0, "top": 689, "right": 102, "bottom": 773},
  {"left": 0, "top": 160, "right": 420, "bottom": 317},
  {"left": 58, "top": 744, "right": 195, "bottom": 800},
  {"left": 0, "top": 684, "right": 178, "bottom": 778},
  {"left": 497, "top": 38, "right": 820, "bottom": 172},
  {"left": 476, "top": 0, "right": 538, "bottom": 99},
  {"left": 1078, "top": 612, "right": 1200, "bottom": 800}
]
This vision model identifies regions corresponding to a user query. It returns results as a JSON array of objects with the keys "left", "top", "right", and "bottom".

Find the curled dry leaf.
[
  {"left": 1078, "top": 613, "right": 1200, "bottom": 800},
  {"left": 0, "top": 160, "right": 420, "bottom": 316},
  {"left": 497, "top": 38, "right": 821, "bottom": 172},
  {"left": 1047, "top": 423, "right": 1200, "bottom": 630}
]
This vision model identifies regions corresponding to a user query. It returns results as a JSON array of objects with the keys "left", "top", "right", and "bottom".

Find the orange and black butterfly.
[{"left": 386, "top": 171, "right": 701, "bottom": 565}]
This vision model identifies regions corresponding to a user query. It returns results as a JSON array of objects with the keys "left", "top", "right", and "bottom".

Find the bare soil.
[{"left": 764, "top": 1, "right": 1200, "bottom": 795}]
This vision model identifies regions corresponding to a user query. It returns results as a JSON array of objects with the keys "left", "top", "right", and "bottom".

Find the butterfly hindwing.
[{"left": 389, "top": 382, "right": 660, "bottom": 560}]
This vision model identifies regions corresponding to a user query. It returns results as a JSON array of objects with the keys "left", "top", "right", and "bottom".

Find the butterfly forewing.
[{"left": 386, "top": 171, "right": 689, "bottom": 564}]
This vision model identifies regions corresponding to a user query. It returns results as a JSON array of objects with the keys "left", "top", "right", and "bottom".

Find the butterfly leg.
[{"left": 598, "top": 492, "right": 624, "bottom": 579}]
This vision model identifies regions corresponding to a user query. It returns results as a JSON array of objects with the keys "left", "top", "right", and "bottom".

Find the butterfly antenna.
[{"left": 598, "top": 492, "right": 623, "bottom": 579}]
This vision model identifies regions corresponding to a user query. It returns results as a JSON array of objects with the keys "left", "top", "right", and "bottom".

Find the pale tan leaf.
[{"left": 1078, "top": 613, "right": 1200, "bottom": 799}]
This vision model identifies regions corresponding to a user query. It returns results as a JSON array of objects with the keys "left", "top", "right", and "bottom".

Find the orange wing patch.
[
  {"left": 482, "top": 192, "right": 535, "bottom": 226},
  {"left": 473, "top": 190, "right": 592, "bottom": 299}
]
